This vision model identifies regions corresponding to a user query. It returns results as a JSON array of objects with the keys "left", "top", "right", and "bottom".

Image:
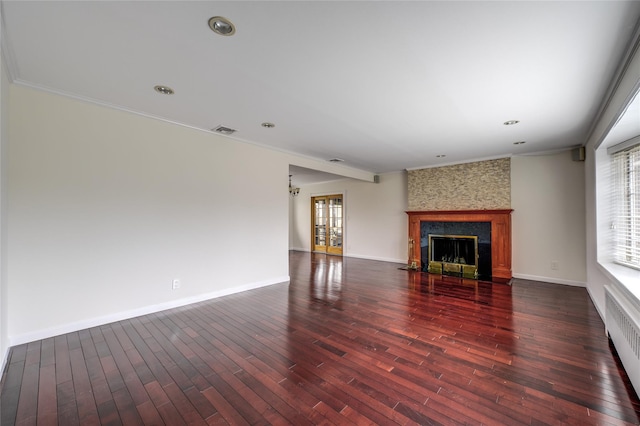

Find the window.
[{"left": 610, "top": 141, "right": 640, "bottom": 269}]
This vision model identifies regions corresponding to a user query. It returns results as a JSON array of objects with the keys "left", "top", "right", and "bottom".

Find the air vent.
[
  {"left": 328, "top": 158, "right": 344, "bottom": 163},
  {"left": 212, "top": 125, "right": 237, "bottom": 135}
]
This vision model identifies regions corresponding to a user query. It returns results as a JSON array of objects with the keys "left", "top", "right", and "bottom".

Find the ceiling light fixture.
[
  {"left": 503, "top": 120, "right": 520, "bottom": 125},
  {"left": 208, "top": 16, "right": 236, "bottom": 36},
  {"left": 289, "top": 175, "right": 300, "bottom": 197},
  {"left": 513, "top": 141, "right": 526, "bottom": 145},
  {"left": 261, "top": 122, "right": 275, "bottom": 128},
  {"left": 154, "top": 85, "right": 174, "bottom": 95}
]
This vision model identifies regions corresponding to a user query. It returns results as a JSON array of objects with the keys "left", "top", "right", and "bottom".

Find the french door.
[{"left": 312, "top": 194, "right": 343, "bottom": 255}]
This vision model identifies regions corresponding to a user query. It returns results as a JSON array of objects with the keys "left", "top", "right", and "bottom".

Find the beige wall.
[
  {"left": 511, "top": 151, "right": 586, "bottom": 285},
  {"left": 7, "top": 85, "right": 292, "bottom": 344},
  {"left": 407, "top": 158, "right": 510, "bottom": 210}
]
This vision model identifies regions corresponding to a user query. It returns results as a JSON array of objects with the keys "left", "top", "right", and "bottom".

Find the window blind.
[{"left": 611, "top": 143, "right": 640, "bottom": 269}]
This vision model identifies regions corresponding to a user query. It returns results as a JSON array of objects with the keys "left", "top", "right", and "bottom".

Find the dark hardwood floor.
[{"left": 1, "top": 251, "right": 639, "bottom": 425}]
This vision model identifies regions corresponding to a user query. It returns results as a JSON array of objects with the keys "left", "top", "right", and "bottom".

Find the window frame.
[{"left": 609, "top": 141, "right": 640, "bottom": 270}]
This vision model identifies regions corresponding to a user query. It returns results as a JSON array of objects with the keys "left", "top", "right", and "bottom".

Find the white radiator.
[{"left": 605, "top": 285, "right": 640, "bottom": 396}]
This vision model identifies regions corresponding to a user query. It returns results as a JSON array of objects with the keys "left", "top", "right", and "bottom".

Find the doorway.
[{"left": 312, "top": 194, "right": 343, "bottom": 255}]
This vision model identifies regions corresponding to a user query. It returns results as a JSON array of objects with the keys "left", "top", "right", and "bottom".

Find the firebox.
[
  {"left": 428, "top": 234, "right": 478, "bottom": 279},
  {"left": 408, "top": 211, "right": 511, "bottom": 282}
]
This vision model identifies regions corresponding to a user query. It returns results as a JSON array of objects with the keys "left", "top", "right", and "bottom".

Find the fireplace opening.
[
  {"left": 428, "top": 234, "right": 478, "bottom": 278},
  {"left": 419, "top": 221, "right": 492, "bottom": 280}
]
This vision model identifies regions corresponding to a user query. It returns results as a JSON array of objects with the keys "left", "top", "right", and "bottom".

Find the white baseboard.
[
  {"left": 586, "top": 285, "right": 607, "bottom": 325},
  {"left": 8, "top": 276, "right": 289, "bottom": 347},
  {"left": 512, "top": 273, "right": 586, "bottom": 287}
]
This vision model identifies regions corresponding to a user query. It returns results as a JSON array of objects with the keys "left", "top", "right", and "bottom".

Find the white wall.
[
  {"left": 0, "top": 29, "right": 9, "bottom": 369},
  {"left": 511, "top": 151, "right": 586, "bottom": 286},
  {"left": 7, "top": 85, "right": 291, "bottom": 345},
  {"left": 290, "top": 171, "right": 408, "bottom": 263}
]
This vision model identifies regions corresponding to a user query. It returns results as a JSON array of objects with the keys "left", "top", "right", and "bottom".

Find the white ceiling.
[{"left": 2, "top": 1, "right": 640, "bottom": 185}]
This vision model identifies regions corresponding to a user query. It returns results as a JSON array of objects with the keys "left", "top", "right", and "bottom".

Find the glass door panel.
[
  {"left": 327, "top": 196, "right": 343, "bottom": 255},
  {"left": 313, "top": 198, "right": 327, "bottom": 252},
  {"left": 312, "top": 195, "right": 343, "bottom": 255}
]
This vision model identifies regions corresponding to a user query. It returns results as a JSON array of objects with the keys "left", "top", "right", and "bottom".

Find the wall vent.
[
  {"left": 212, "top": 125, "right": 237, "bottom": 135},
  {"left": 605, "top": 285, "right": 640, "bottom": 396}
]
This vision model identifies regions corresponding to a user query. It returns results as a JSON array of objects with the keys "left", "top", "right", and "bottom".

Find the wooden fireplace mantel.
[{"left": 406, "top": 209, "right": 513, "bottom": 282}]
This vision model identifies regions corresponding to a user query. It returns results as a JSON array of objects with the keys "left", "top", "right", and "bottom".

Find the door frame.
[{"left": 311, "top": 192, "right": 345, "bottom": 256}]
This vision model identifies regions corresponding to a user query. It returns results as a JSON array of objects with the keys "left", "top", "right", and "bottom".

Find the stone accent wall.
[{"left": 408, "top": 158, "right": 511, "bottom": 210}]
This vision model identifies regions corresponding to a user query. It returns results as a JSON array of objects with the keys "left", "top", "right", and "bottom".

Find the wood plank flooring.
[{"left": 1, "top": 250, "right": 639, "bottom": 425}]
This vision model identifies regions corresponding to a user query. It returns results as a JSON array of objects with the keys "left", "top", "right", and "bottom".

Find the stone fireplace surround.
[{"left": 407, "top": 210, "right": 513, "bottom": 283}]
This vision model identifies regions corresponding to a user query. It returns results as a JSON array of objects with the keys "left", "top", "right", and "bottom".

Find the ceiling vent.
[{"left": 212, "top": 125, "right": 237, "bottom": 135}]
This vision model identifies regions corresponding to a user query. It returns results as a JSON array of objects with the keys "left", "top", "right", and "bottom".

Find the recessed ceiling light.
[
  {"left": 154, "top": 85, "right": 174, "bottom": 95},
  {"left": 436, "top": 154, "right": 446, "bottom": 158},
  {"left": 513, "top": 141, "right": 526, "bottom": 145},
  {"left": 328, "top": 158, "right": 344, "bottom": 163},
  {"left": 208, "top": 16, "right": 236, "bottom": 36},
  {"left": 503, "top": 120, "right": 520, "bottom": 125},
  {"left": 261, "top": 122, "right": 275, "bottom": 128}
]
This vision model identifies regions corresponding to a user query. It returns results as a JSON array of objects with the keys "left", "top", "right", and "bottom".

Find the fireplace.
[
  {"left": 428, "top": 234, "right": 478, "bottom": 278},
  {"left": 406, "top": 210, "right": 513, "bottom": 283}
]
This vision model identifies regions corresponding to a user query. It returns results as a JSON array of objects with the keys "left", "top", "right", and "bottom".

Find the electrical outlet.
[
  {"left": 550, "top": 261, "right": 559, "bottom": 271},
  {"left": 172, "top": 279, "right": 181, "bottom": 290}
]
